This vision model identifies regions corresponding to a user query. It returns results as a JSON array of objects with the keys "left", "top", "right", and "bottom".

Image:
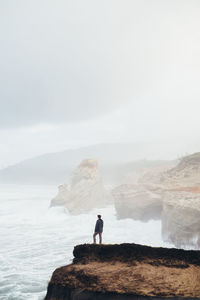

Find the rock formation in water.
[
  {"left": 44, "top": 243, "right": 200, "bottom": 300},
  {"left": 51, "top": 159, "right": 108, "bottom": 214},
  {"left": 51, "top": 184, "right": 69, "bottom": 206},
  {"left": 112, "top": 184, "right": 163, "bottom": 221}
]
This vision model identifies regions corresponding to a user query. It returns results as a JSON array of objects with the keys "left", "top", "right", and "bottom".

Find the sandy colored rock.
[
  {"left": 112, "top": 184, "right": 162, "bottom": 221},
  {"left": 156, "top": 152, "right": 200, "bottom": 188},
  {"left": 51, "top": 159, "right": 108, "bottom": 214},
  {"left": 162, "top": 189, "right": 200, "bottom": 249},
  {"left": 138, "top": 153, "right": 200, "bottom": 249},
  {"left": 150, "top": 153, "right": 200, "bottom": 249},
  {"left": 51, "top": 184, "right": 69, "bottom": 206}
]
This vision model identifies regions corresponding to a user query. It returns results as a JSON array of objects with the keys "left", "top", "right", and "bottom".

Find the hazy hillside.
[{"left": 0, "top": 143, "right": 176, "bottom": 184}]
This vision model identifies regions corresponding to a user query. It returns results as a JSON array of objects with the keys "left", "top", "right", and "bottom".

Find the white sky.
[{"left": 0, "top": 0, "right": 200, "bottom": 167}]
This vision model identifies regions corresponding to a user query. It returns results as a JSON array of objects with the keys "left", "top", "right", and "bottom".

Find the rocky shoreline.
[{"left": 44, "top": 243, "right": 200, "bottom": 300}]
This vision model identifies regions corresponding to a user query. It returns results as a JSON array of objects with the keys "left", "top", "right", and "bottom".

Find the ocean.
[{"left": 0, "top": 184, "right": 172, "bottom": 300}]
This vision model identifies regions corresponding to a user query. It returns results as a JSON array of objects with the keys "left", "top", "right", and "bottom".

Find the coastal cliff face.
[
  {"left": 159, "top": 153, "right": 200, "bottom": 249},
  {"left": 112, "top": 184, "right": 162, "bottom": 221},
  {"left": 44, "top": 243, "right": 200, "bottom": 300},
  {"left": 158, "top": 152, "right": 200, "bottom": 187},
  {"left": 162, "top": 189, "right": 200, "bottom": 248},
  {"left": 112, "top": 153, "right": 200, "bottom": 249}
]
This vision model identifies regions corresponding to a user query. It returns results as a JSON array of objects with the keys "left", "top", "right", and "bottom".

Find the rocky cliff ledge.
[{"left": 44, "top": 243, "right": 200, "bottom": 300}]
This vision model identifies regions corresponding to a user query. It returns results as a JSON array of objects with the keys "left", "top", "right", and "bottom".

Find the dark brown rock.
[{"left": 44, "top": 243, "right": 200, "bottom": 300}]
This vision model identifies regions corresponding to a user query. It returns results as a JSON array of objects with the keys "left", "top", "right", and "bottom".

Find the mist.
[
  {"left": 1, "top": 1, "right": 200, "bottom": 300},
  {"left": 0, "top": 0, "right": 200, "bottom": 166}
]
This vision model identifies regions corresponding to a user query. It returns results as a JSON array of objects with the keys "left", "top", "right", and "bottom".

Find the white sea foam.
[{"left": 0, "top": 184, "right": 173, "bottom": 300}]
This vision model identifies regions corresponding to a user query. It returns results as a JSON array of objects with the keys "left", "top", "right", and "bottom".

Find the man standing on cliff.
[{"left": 93, "top": 215, "right": 104, "bottom": 244}]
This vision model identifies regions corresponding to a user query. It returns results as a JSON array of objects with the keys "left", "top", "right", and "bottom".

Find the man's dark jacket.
[{"left": 94, "top": 219, "right": 103, "bottom": 233}]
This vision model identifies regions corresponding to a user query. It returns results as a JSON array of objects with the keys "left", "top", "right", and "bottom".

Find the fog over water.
[
  {"left": 0, "top": 184, "right": 172, "bottom": 300},
  {"left": 1, "top": 0, "right": 200, "bottom": 299}
]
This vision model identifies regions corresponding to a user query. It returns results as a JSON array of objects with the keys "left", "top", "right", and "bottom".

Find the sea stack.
[{"left": 51, "top": 159, "right": 108, "bottom": 214}]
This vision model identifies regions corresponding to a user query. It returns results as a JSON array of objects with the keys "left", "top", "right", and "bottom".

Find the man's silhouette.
[{"left": 93, "top": 215, "right": 103, "bottom": 244}]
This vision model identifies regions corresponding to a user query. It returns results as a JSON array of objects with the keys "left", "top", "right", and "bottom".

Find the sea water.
[{"left": 0, "top": 184, "right": 172, "bottom": 300}]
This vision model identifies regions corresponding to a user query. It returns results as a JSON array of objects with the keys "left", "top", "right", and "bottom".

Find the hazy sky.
[{"left": 0, "top": 0, "right": 200, "bottom": 167}]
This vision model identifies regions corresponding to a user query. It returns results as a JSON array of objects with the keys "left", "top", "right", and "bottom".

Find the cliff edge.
[{"left": 44, "top": 243, "right": 200, "bottom": 300}]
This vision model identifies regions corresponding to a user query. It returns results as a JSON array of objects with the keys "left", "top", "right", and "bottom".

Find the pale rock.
[
  {"left": 51, "top": 159, "right": 108, "bottom": 214},
  {"left": 139, "top": 165, "right": 175, "bottom": 186},
  {"left": 162, "top": 190, "right": 200, "bottom": 249},
  {"left": 157, "top": 153, "right": 200, "bottom": 248},
  {"left": 112, "top": 184, "right": 162, "bottom": 221},
  {"left": 51, "top": 184, "right": 69, "bottom": 206},
  {"left": 156, "top": 152, "right": 200, "bottom": 188}
]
